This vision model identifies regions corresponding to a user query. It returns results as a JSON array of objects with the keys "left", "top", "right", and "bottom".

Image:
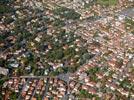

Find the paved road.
[
  {"left": 42, "top": 78, "right": 50, "bottom": 100},
  {"left": 17, "top": 78, "right": 30, "bottom": 100},
  {"left": 10, "top": 76, "right": 56, "bottom": 79},
  {"left": 30, "top": 79, "right": 40, "bottom": 100}
]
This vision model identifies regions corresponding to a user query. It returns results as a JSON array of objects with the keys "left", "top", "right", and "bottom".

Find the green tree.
[
  {"left": 79, "top": 89, "right": 97, "bottom": 98},
  {"left": 37, "top": 94, "right": 42, "bottom": 100},
  {"left": 53, "top": 19, "right": 65, "bottom": 27},
  {"left": 55, "top": 49, "right": 64, "bottom": 59},
  {"left": 10, "top": 91, "right": 17, "bottom": 100},
  {"left": 0, "top": 5, "right": 14, "bottom": 14}
]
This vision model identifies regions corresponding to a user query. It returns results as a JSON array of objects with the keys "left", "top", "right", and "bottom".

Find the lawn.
[
  {"left": 125, "top": 18, "right": 134, "bottom": 34},
  {"left": 97, "top": 0, "right": 117, "bottom": 6}
]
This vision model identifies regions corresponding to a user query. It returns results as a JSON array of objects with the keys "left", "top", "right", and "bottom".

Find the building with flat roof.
[{"left": 120, "top": 7, "right": 134, "bottom": 19}]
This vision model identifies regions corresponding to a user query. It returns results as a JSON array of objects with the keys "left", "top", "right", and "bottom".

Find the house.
[
  {"left": 82, "top": 85, "right": 89, "bottom": 91},
  {"left": 31, "top": 97, "right": 36, "bottom": 100},
  {"left": 35, "top": 36, "right": 41, "bottom": 42},
  {"left": 0, "top": 67, "right": 9, "bottom": 75},
  {"left": 9, "top": 63, "right": 19, "bottom": 68},
  {"left": 0, "top": 24, "right": 6, "bottom": 31},
  {"left": 25, "top": 95, "right": 30, "bottom": 100},
  {"left": 57, "top": 93, "right": 63, "bottom": 98},
  {"left": 117, "top": 88, "right": 129, "bottom": 97},
  {"left": 88, "top": 87, "right": 97, "bottom": 94},
  {"left": 109, "top": 83, "right": 117, "bottom": 91},
  {"left": 8, "top": 80, "right": 13, "bottom": 84},
  {"left": 44, "top": 97, "right": 49, "bottom": 100},
  {"left": 69, "top": 81, "right": 76, "bottom": 88},
  {"left": 86, "top": 81, "right": 96, "bottom": 87},
  {"left": 96, "top": 73, "right": 103, "bottom": 79},
  {"left": 84, "top": 77, "right": 90, "bottom": 83}
]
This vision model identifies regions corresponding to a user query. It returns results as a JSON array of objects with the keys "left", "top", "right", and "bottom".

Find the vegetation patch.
[
  {"left": 97, "top": 0, "right": 117, "bottom": 6},
  {"left": 125, "top": 18, "right": 134, "bottom": 34},
  {"left": 78, "top": 89, "right": 99, "bottom": 99},
  {"left": 53, "top": 7, "right": 81, "bottom": 20}
]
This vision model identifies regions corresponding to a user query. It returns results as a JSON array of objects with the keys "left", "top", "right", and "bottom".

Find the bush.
[
  {"left": 53, "top": 19, "right": 65, "bottom": 27},
  {"left": 4, "top": 17, "right": 14, "bottom": 24},
  {"left": 0, "top": 5, "right": 14, "bottom": 14},
  {"left": 0, "top": 0, "right": 14, "bottom": 4}
]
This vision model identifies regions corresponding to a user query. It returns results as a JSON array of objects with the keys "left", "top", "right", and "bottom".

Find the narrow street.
[{"left": 42, "top": 78, "right": 50, "bottom": 100}]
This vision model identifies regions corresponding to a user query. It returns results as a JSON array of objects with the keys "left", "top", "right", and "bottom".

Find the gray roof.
[{"left": 119, "top": 8, "right": 134, "bottom": 18}]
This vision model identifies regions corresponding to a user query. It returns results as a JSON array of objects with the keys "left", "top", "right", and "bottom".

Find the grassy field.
[{"left": 97, "top": 0, "right": 117, "bottom": 6}]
